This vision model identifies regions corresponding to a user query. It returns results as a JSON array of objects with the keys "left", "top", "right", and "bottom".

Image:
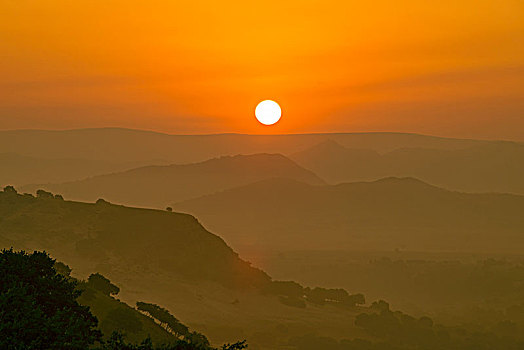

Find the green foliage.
[
  {"left": 36, "top": 189, "right": 54, "bottom": 198},
  {"left": 98, "top": 331, "right": 248, "bottom": 350},
  {"left": 266, "top": 281, "right": 365, "bottom": 309},
  {"left": 264, "top": 280, "right": 304, "bottom": 298},
  {"left": 102, "top": 308, "right": 144, "bottom": 335},
  {"left": 347, "top": 293, "right": 366, "bottom": 306},
  {"left": 97, "top": 198, "right": 111, "bottom": 205},
  {"left": 136, "top": 302, "right": 189, "bottom": 337},
  {"left": 279, "top": 296, "right": 306, "bottom": 308},
  {"left": 3, "top": 185, "right": 17, "bottom": 193},
  {"left": 88, "top": 273, "right": 121, "bottom": 296},
  {"left": 353, "top": 303, "right": 524, "bottom": 350},
  {"left": 134, "top": 302, "right": 248, "bottom": 349},
  {"left": 304, "top": 287, "right": 354, "bottom": 305},
  {"left": 370, "top": 300, "right": 390, "bottom": 313},
  {"left": 54, "top": 261, "right": 72, "bottom": 276},
  {"left": 77, "top": 282, "right": 177, "bottom": 345},
  {"left": 135, "top": 302, "right": 211, "bottom": 347},
  {"left": 0, "top": 248, "right": 101, "bottom": 349},
  {"left": 186, "top": 332, "right": 211, "bottom": 348},
  {"left": 220, "top": 340, "right": 248, "bottom": 350},
  {"left": 0, "top": 248, "right": 247, "bottom": 350}
]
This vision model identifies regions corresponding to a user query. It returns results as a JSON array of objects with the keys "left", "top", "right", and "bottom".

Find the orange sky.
[{"left": 1, "top": 0, "right": 523, "bottom": 139}]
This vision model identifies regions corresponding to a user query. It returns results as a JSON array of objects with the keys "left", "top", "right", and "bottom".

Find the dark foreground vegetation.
[
  {"left": 3, "top": 187, "right": 524, "bottom": 349},
  {"left": 5, "top": 248, "right": 524, "bottom": 350},
  {"left": 0, "top": 248, "right": 246, "bottom": 350}
]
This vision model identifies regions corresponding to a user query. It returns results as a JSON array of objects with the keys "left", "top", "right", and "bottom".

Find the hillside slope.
[
  {"left": 174, "top": 177, "right": 524, "bottom": 254},
  {"left": 21, "top": 153, "right": 324, "bottom": 208},
  {"left": 0, "top": 188, "right": 269, "bottom": 289}
]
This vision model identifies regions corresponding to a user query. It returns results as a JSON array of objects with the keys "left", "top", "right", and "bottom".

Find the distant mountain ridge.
[
  {"left": 0, "top": 128, "right": 494, "bottom": 164},
  {"left": 174, "top": 176, "right": 524, "bottom": 255},
  {"left": 21, "top": 153, "right": 325, "bottom": 208},
  {"left": 291, "top": 139, "right": 524, "bottom": 195},
  {"left": 0, "top": 152, "right": 167, "bottom": 188}
]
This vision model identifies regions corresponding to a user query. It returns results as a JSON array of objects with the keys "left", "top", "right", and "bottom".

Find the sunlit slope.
[
  {"left": 291, "top": 140, "right": 524, "bottom": 194},
  {"left": 174, "top": 177, "right": 524, "bottom": 254},
  {"left": 0, "top": 190, "right": 269, "bottom": 288},
  {"left": 21, "top": 153, "right": 324, "bottom": 208}
]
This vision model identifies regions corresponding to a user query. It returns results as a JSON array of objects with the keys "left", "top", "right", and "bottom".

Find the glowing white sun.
[{"left": 255, "top": 100, "right": 281, "bottom": 125}]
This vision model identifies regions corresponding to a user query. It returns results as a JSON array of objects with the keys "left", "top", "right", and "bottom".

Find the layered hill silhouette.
[
  {"left": 21, "top": 153, "right": 324, "bottom": 208},
  {"left": 291, "top": 140, "right": 524, "bottom": 195},
  {"left": 174, "top": 177, "right": 524, "bottom": 254},
  {"left": 0, "top": 128, "right": 488, "bottom": 164},
  {"left": 0, "top": 152, "right": 165, "bottom": 188}
]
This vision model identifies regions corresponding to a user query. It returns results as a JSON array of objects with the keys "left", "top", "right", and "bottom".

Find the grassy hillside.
[
  {"left": 291, "top": 140, "right": 524, "bottom": 194},
  {"left": 174, "top": 177, "right": 524, "bottom": 254},
  {"left": 0, "top": 187, "right": 269, "bottom": 289},
  {"left": 21, "top": 154, "right": 324, "bottom": 208}
]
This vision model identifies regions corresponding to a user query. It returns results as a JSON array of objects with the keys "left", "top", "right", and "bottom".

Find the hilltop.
[
  {"left": 0, "top": 187, "right": 269, "bottom": 288},
  {"left": 21, "top": 153, "right": 324, "bottom": 208}
]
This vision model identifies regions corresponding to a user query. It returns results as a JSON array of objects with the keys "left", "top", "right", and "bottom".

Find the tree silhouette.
[
  {"left": 136, "top": 302, "right": 190, "bottom": 337},
  {"left": 87, "top": 273, "right": 120, "bottom": 296},
  {"left": 0, "top": 249, "right": 101, "bottom": 349},
  {"left": 3, "top": 185, "right": 17, "bottom": 194},
  {"left": 36, "top": 189, "right": 54, "bottom": 198}
]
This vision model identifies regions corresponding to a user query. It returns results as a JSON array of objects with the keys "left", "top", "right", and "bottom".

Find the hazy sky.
[{"left": 1, "top": 0, "right": 523, "bottom": 139}]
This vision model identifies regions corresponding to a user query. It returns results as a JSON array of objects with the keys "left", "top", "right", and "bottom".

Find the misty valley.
[{"left": 1, "top": 129, "right": 524, "bottom": 349}]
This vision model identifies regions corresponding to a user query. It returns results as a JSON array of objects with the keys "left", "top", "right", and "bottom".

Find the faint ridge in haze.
[
  {"left": 291, "top": 139, "right": 524, "bottom": 195},
  {"left": 0, "top": 127, "right": 494, "bottom": 164},
  {"left": 174, "top": 176, "right": 524, "bottom": 254},
  {"left": 0, "top": 152, "right": 168, "bottom": 188},
  {"left": 21, "top": 153, "right": 325, "bottom": 208}
]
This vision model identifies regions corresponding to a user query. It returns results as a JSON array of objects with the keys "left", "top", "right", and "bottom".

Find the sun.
[{"left": 255, "top": 100, "right": 281, "bottom": 125}]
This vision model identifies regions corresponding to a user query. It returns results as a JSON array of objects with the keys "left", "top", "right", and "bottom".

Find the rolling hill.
[
  {"left": 0, "top": 187, "right": 269, "bottom": 289},
  {"left": 174, "top": 177, "right": 524, "bottom": 255},
  {"left": 291, "top": 140, "right": 524, "bottom": 194},
  {"left": 21, "top": 153, "right": 324, "bottom": 208}
]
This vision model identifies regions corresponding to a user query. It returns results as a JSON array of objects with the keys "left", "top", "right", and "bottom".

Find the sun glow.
[{"left": 255, "top": 100, "right": 281, "bottom": 126}]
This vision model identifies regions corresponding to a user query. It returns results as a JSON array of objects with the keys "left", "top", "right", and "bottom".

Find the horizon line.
[{"left": 1, "top": 126, "right": 521, "bottom": 143}]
